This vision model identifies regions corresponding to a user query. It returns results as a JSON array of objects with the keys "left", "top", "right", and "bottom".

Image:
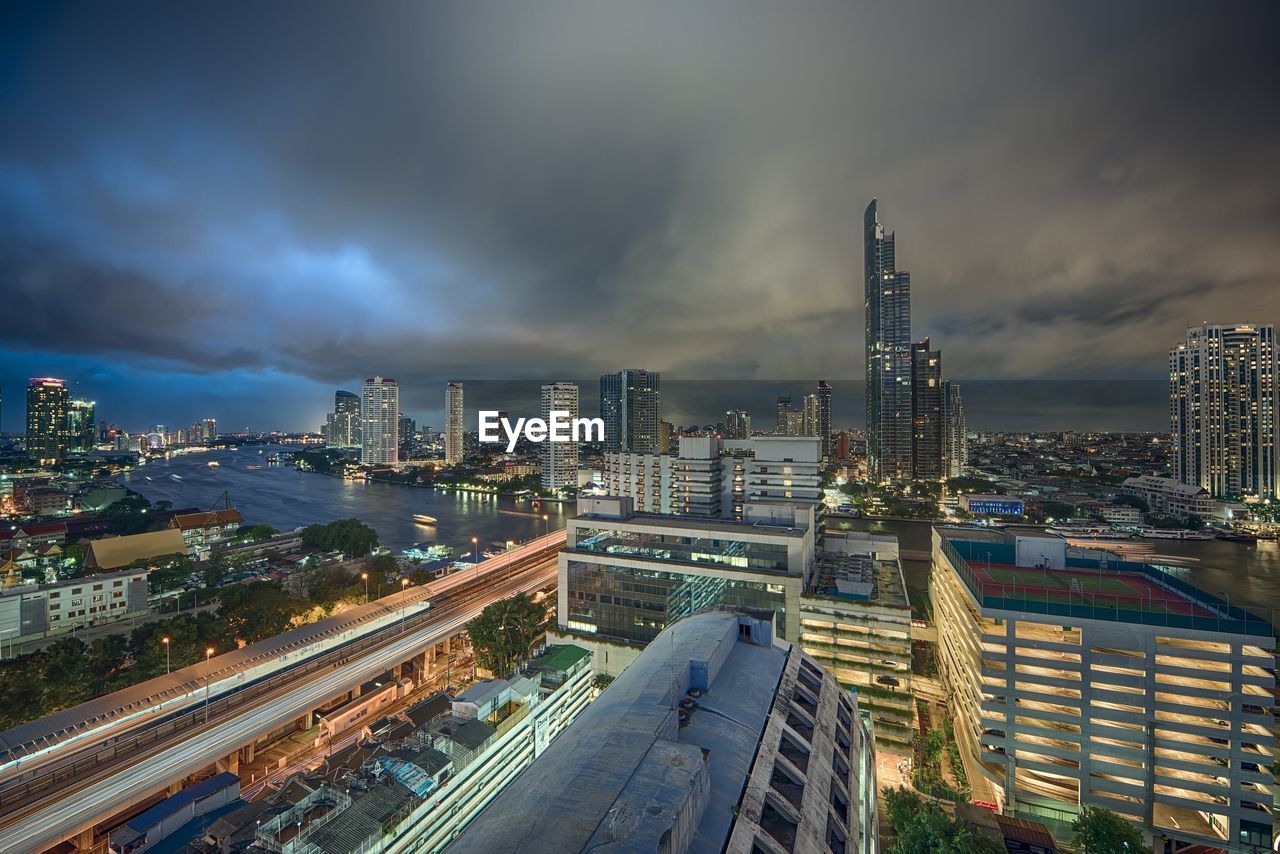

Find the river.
[{"left": 119, "top": 446, "right": 566, "bottom": 555}]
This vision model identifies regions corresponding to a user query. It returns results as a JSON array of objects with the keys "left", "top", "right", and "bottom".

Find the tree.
[
  {"left": 466, "top": 592, "right": 548, "bottom": 676},
  {"left": 1072, "top": 806, "right": 1151, "bottom": 854},
  {"left": 218, "top": 582, "right": 303, "bottom": 643},
  {"left": 1112, "top": 494, "right": 1148, "bottom": 512},
  {"left": 299, "top": 518, "right": 379, "bottom": 557},
  {"left": 243, "top": 524, "right": 278, "bottom": 542},
  {"left": 883, "top": 787, "right": 1002, "bottom": 854}
]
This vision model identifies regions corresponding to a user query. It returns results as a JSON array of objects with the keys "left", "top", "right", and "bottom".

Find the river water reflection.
[{"left": 120, "top": 446, "right": 565, "bottom": 555}]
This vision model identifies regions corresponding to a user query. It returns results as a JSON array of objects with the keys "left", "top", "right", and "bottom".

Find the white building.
[
  {"left": 539, "top": 382, "right": 580, "bottom": 492},
  {"left": 0, "top": 567, "right": 150, "bottom": 646},
  {"left": 282, "top": 645, "right": 593, "bottom": 854},
  {"left": 1170, "top": 324, "right": 1277, "bottom": 500},
  {"left": 361, "top": 376, "right": 400, "bottom": 466},
  {"left": 601, "top": 436, "right": 822, "bottom": 519},
  {"left": 445, "top": 381, "right": 464, "bottom": 466},
  {"left": 932, "top": 526, "right": 1275, "bottom": 850},
  {"left": 1121, "top": 475, "right": 1218, "bottom": 521}
]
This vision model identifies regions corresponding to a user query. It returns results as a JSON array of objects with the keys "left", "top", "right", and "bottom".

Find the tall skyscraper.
[
  {"left": 66, "top": 399, "right": 96, "bottom": 452},
  {"left": 910, "top": 339, "right": 943, "bottom": 481},
  {"left": 26, "top": 378, "right": 69, "bottom": 463},
  {"left": 361, "top": 376, "right": 399, "bottom": 466},
  {"left": 775, "top": 395, "right": 793, "bottom": 435},
  {"left": 802, "top": 393, "right": 818, "bottom": 437},
  {"left": 201, "top": 417, "right": 218, "bottom": 443},
  {"left": 445, "top": 381, "right": 464, "bottom": 465},
  {"left": 816, "top": 380, "right": 833, "bottom": 458},
  {"left": 864, "top": 199, "right": 913, "bottom": 481},
  {"left": 1170, "top": 324, "right": 1278, "bottom": 499},
  {"left": 599, "top": 369, "right": 660, "bottom": 453},
  {"left": 540, "top": 382, "right": 580, "bottom": 491},
  {"left": 942, "top": 381, "right": 967, "bottom": 479},
  {"left": 724, "top": 409, "right": 751, "bottom": 440},
  {"left": 326, "top": 390, "right": 361, "bottom": 448}
]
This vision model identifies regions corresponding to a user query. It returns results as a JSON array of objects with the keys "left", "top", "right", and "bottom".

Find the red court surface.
[{"left": 966, "top": 561, "right": 1216, "bottom": 619}]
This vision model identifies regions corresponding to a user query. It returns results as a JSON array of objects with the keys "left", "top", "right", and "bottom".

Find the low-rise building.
[
  {"left": 959, "top": 494, "right": 1025, "bottom": 516},
  {"left": 1098, "top": 505, "right": 1143, "bottom": 526},
  {"left": 1120, "top": 475, "right": 1218, "bottom": 521},
  {"left": 169, "top": 508, "right": 243, "bottom": 559},
  {"left": 0, "top": 566, "right": 151, "bottom": 644},
  {"left": 85, "top": 528, "right": 188, "bottom": 571},
  {"left": 452, "top": 609, "right": 879, "bottom": 854},
  {"left": 269, "top": 644, "right": 593, "bottom": 854},
  {"left": 932, "top": 525, "right": 1274, "bottom": 850}
]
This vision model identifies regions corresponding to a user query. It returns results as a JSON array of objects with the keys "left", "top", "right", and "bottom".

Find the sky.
[{"left": 1, "top": 1, "right": 1277, "bottom": 433}]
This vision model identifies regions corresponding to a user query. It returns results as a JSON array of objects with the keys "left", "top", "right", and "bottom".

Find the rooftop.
[
  {"left": 450, "top": 610, "right": 787, "bottom": 854},
  {"left": 936, "top": 526, "right": 1272, "bottom": 637}
]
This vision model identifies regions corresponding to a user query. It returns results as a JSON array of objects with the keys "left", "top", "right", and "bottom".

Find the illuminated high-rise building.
[
  {"left": 802, "top": 393, "right": 818, "bottom": 437},
  {"left": 540, "top": 382, "right": 580, "bottom": 491},
  {"left": 325, "top": 390, "right": 361, "bottom": 448},
  {"left": 724, "top": 409, "right": 750, "bottom": 440},
  {"left": 66, "top": 399, "right": 97, "bottom": 452},
  {"left": 816, "top": 379, "right": 833, "bottom": 458},
  {"left": 26, "top": 378, "right": 69, "bottom": 463},
  {"left": 864, "top": 198, "right": 913, "bottom": 481},
  {"left": 201, "top": 417, "right": 218, "bottom": 443},
  {"left": 943, "top": 381, "right": 967, "bottom": 478},
  {"left": 910, "top": 339, "right": 943, "bottom": 482},
  {"left": 445, "top": 381, "right": 464, "bottom": 465},
  {"left": 599, "top": 369, "right": 660, "bottom": 453},
  {"left": 1170, "top": 323, "right": 1278, "bottom": 499},
  {"left": 360, "top": 376, "right": 399, "bottom": 466}
]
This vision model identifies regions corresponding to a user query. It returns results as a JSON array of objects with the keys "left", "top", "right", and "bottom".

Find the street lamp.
[
  {"left": 162, "top": 636, "right": 170, "bottom": 674},
  {"left": 471, "top": 536, "right": 480, "bottom": 582},
  {"left": 542, "top": 514, "right": 549, "bottom": 537},
  {"left": 204, "top": 647, "right": 214, "bottom": 723},
  {"left": 400, "top": 578, "right": 410, "bottom": 632},
  {"left": 361, "top": 572, "right": 369, "bottom": 604}
]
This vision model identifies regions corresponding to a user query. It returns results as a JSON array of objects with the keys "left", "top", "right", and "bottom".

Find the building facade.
[
  {"left": 1120, "top": 475, "right": 1218, "bottom": 521},
  {"left": 599, "top": 369, "right": 661, "bottom": 453},
  {"left": 864, "top": 199, "right": 913, "bottom": 482},
  {"left": 1170, "top": 323, "right": 1278, "bottom": 499},
  {"left": 817, "top": 380, "right": 834, "bottom": 458},
  {"left": 540, "top": 382, "right": 580, "bottom": 491},
  {"left": 557, "top": 495, "right": 815, "bottom": 649},
  {"left": 455, "top": 609, "right": 879, "bottom": 854},
  {"left": 931, "top": 526, "right": 1275, "bottom": 850},
  {"left": 910, "top": 340, "right": 943, "bottom": 482},
  {"left": 445, "top": 381, "right": 464, "bottom": 465},
  {"left": 25, "top": 378, "right": 69, "bottom": 463},
  {"left": 361, "top": 377, "right": 400, "bottom": 466},
  {"left": 600, "top": 436, "right": 822, "bottom": 520},
  {"left": 943, "top": 381, "right": 967, "bottom": 479},
  {"left": 66, "top": 399, "right": 96, "bottom": 453},
  {"left": 326, "top": 390, "right": 361, "bottom": 448},
  {"left": 0, "top": 567, "right": 150, "bottom": 643},
  {"left": 725, "top": 409, "right": 751, "bottom": 440},
  {"left": 959, "top": 494, "right": 1024, "bottom": 516}
]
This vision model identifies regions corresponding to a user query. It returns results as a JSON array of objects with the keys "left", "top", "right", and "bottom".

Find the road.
[{"left": 0, "top": 539, "right": 560, "bottom": 854}]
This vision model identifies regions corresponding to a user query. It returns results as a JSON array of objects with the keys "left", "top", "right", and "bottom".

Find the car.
[{"left": 876, "top": 675, "right": 901, "bottom": 686}]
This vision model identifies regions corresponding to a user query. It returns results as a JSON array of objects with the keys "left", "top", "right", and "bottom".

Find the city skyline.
[{"left": 2, "top": 4, "right": 1277, "bottom": 431}]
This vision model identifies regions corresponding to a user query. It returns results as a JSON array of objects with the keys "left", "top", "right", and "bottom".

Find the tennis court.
[{"left": 971, "top": 561, "right": 1216, "bottom": 619}]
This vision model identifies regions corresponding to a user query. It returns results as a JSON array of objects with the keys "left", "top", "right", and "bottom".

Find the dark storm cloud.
[{"left": 0, "top": 0, "right": 1278, "bottom": 429}]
